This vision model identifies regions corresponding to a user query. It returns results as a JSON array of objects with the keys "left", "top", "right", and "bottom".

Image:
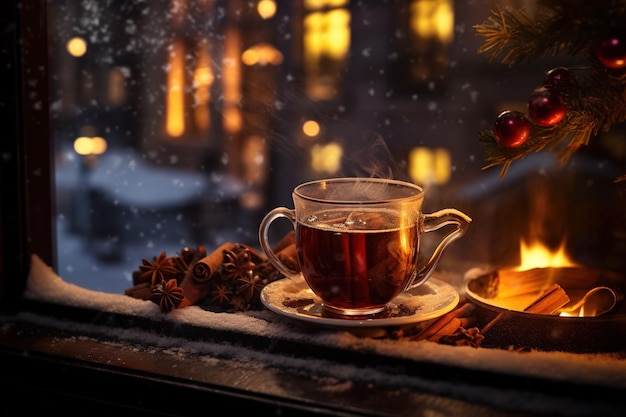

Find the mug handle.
[
  {"left": 407, "top": 208, "right": 472, "bottom": 290},
  {"left": 259, "top": 207, "right": 301, "bottom": 279}
]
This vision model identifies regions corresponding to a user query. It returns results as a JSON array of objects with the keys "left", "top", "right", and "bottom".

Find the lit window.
[
  {"left": 165, "top": 39, "right": 186, "bottom": 138},
  {"left": 303, "top": 0, "right": 351, "bottom": 100},
  {"left": 310, "top": 141, "right": 343, "bottom": 174},
  {"left": 390, "top": 0, "right": 454, "bottom": 92},
  {"left": 408, "top": 0, "right": 454, "bottom": 82},
  {"left": 408, "top": 146, "right": 451, "bottom": 185}
]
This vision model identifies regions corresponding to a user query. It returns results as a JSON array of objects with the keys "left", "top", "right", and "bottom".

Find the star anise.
[
  {"left": 210, "top": 282, "right": 234, "bottom": 307},
  {"left": 438, "top": 327, "right": 485, "bottom": 348},
  {"left": 221, "top": 245, "right": 256, "bottom": 281},
  {"left": 254, "top": 261, "right": 285, "bottom": 283},
  {"left": 137, "top": 251, "right": 179, "bottom": 286},
  {"left": 149, "top": 278, "right": 184, "bottom": 313},
  {"left": 181, "top": 245, "right": 207, "bottom": 265},
  {"left": 229, "top": 295, "right": 249, "bottom": 312},
  {"left": 236, "top": 270, "right": 267, "bottom": 303}
]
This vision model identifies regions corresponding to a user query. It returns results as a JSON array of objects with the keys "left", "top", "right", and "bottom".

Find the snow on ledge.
[{"left": 22, "top": 254, "right": 626, "bottom": 390}]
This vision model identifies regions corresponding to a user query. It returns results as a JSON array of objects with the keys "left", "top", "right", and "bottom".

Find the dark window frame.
[
  {"left": 1, "top": 0, "right": 54, "bottom": 307},
  {"left": 1, "top": 1, "right": 624, "bottom": 416}
]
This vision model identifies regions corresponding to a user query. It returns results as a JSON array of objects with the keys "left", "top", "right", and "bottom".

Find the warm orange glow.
[
  {"left": 90, "top": 136, "right": 108, "bottom": 155},
  {"left": 108, "top": 67, "right": 126, "bottom": 105},
  {"left": 304, "top": 0, "right": 348, "bottom": 8},
  {"left": 257, "top": 0, "right": 276, "bottom": 19},
  {"left": 515, "top": 239, "right": 576, "bottom": 271},
  {"left": 304, "top": 10, "right": 350, "bottom": 61},
  {"left": 166, "top": 40, "right": 185, "bottom": 137},
  {"left": 193, "top": 42, "right": 214, "bottom": 132},
  {"left": 222, "top": 27, "right": 242, "bottom": 134},
  {"left": 222, "top": 105, "right": 242, "bottom": 134},
  {"left": 302, "top": 120, "right": 320, "bottom": 137},
  {"left": 310, "top": 142, "right": 342, "bottom": 174},
  {"left": 66, "top": 37, "right": 87, "bottom": 57},
  {"left": 73, "top": 136, "right": 108, "bottom": 156},
  {"left": 73, "top": 137, "right": 92, "bottom": 155},
  {"left": 303, "top": 4, "right": 350, "bottom": 100},
  {"left": 408, "top": 146, "right": 451, "bottom": 185},
  {"left": 241, "top": 43, "right": 283, "bottom": 66},
  {"left": 410, "top": 0, "right": 454, "bottom": 45},
  {"left": 242, "top": 135, "right": 268, "bottom": 184}
]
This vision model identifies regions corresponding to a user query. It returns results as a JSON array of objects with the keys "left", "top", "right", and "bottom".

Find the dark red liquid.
[{"left": 296, "top": 210, "right": 419, "bottom": 311}]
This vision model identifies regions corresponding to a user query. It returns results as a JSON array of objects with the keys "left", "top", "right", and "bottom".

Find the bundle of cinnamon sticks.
[
  {"left": 124, "top": 231, "right": 299, "bottom": 312},
  {"left": 412, "top": 282, "right": 572, "bottom": 346}
]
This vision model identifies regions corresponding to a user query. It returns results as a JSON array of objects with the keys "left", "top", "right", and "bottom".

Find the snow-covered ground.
[{"left": 54, "top": 146, "right": 255, "bottom": 294}]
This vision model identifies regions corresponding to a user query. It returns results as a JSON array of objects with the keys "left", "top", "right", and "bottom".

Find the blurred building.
[{"left": 48, "top": 0, "right": 626, "bottom": 291}]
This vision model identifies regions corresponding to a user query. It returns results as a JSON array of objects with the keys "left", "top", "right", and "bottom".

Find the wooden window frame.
[{"left": 1, "top": 1, "right": 622, "bottom": 416}]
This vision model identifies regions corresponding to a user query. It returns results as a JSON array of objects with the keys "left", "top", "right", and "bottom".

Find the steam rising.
[{"left": 338, "top": 133, "right": 411, "bottom": 183}]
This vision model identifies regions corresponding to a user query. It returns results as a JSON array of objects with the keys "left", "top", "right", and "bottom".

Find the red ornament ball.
[
  {"left": 528, "top": 87, "right": 566, "bottom": 127},
  {"left": 493, "top": 110, "right": 531, "bottom": 148},
  {"left": 543, "top": 67, "right": 578, "bottom": 92},
  {"left": 595, "top": 37, "right": 626, "bottom": 69}
]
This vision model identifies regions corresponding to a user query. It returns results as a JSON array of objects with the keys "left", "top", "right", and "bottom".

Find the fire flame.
[{"left": 515, "top": 239, "right": 576, "bottom": 271}]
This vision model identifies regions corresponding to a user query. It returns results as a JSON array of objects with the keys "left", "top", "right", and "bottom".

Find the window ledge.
[{"left": 1, "top": 255, "right": 625, "bottom": 416}]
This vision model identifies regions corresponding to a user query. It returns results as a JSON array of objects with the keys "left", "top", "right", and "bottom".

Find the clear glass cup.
[{"left": 259, "top": 177, "right": 472, "bottom": 317}]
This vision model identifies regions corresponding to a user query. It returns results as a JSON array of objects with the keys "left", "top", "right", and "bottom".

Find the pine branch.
[
  {"left": 475, "top": 0, "right": 626, "bottom": 180},
  {"left": 475, "top": 1, "right": 626, "bottom": 66},
  {"left": 480, "top": 113, "right": 593, "bottom": 177}
]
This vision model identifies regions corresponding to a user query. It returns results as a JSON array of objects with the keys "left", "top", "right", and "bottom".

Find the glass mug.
[{"left": 258, "top": 178, "right": 471, "bottom": 317}]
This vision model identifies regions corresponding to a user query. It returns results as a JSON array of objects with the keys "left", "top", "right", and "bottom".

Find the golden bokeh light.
[
  {"left": 73, "top": 136, "right": 108, "bottom": 156},
  {"left": 241, "top": 43, "right": 283, "bottom": 66},
  {"left": 66, "top": 37, "right": 87, "bottom": 57},
  {"left": 310, "top": 142, "right": 342, "bottom": 174},
  {"left": 166, "top": 40, "right": 185, "bottom": 137},
  {"left": 408, "top": 146, "right": 451, "bottom": 185},
  {"left": 410, "top": 0, "right": 454, "bottom": 44},
  {"left": 302, "top": 120, "right": 320, "bottom": 137},
  {"left": 257, "top": 0, "right": 276, "bottom": 19}
]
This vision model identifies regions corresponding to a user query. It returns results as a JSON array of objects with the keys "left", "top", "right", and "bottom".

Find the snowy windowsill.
[{"left": 7, "top": 254, "right": 626, "bottom": 415}]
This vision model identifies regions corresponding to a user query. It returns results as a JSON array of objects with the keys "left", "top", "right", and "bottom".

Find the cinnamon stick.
[
  {"left": 255, "top": 233, "right": 299, "bottom": 280},
  {"left": 413, "top": 302, "right": 474, "bottom": 341},
  {"left": 124, "top": 282, "right": 153, "bottom": 300},
  {"left": 481, "top": 283, "right": 571, "bottom": 335},
  {"left": 523, "top": 283, "right": 570, "bottom": 315},
  {"left": 179, "top": 242, "right": 236, "bottom": 307},
  {"left": 427, "top": 318, "right": 462, "bottom": 342},
  {"left": 496, "top": 266, "right": 599, "bottom": 298},
  {"left": 272, "top": 230, "right": 295, "bottom": 254},
  {"left": 277, "top": 240, "right": 296, "bottom": 261}
]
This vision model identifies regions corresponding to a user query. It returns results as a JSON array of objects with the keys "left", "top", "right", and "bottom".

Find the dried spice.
[
  {"left": 136, "top": 251, "right": 179, "bottom": 286},
  {"left": 438, "top": 327, "right": 485, "bottom": 347},
  {"left": 124, "top": 238, "right": 509, "bottom": 352},
  {"left": 282, "top": 297, "right": 315, "bottom": 308},
  {"left": 210, "top": 283, "right": 234, "bottom": 307},
  {"left": 149, "top": 278, "right": 185, "bottom": 313},
  {"left": 126, "top": 239, "right": 290, "bottom": 313},
  {"left": 229, "top": 295, "right": 248, "bottom": 312},
  {"left": 222, "top": 245, "right": 257, "bottom": 281},
  {"left": 236, "top": 270, "right": 267, "bottom": 302},
  {"left": 171, "top": 245, "right": 207, "bottom": 284}
]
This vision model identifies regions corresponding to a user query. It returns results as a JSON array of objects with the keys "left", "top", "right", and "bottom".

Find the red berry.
[
  {"left": 595, "top": 37, "right": 626, "bottom": 69},
  {"left": 493, "top": 110, "right": 531, "bottom": 148},
  {"left": 544, "top": 67, "right": 577, "bottom": 92},
  {"left": 528, "top": 87, "right": 566, "bottom": 127}
]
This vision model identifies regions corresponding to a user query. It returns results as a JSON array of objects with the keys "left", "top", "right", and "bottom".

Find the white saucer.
[{"left": 260, "top": 275, "right": 459, "bottom": 330}]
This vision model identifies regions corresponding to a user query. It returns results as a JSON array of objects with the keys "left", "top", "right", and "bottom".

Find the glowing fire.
[{"left": 515, "top": 239, "right": 577, "bottom": 271}]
